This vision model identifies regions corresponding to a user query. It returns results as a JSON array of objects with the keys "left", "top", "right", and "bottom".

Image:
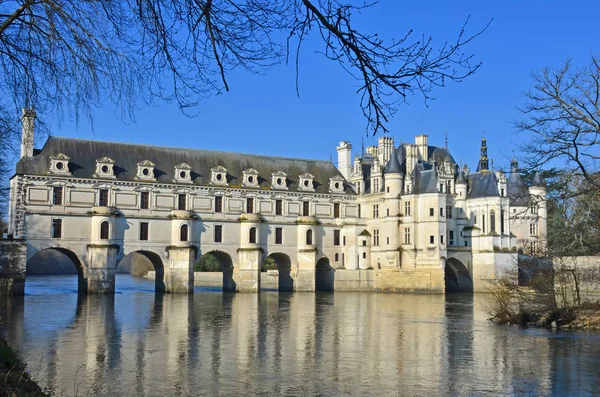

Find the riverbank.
[
  {"left": 490, "top": 303, "right": 600, "bottom": 330},
  {"left": 0, "top": 334, "right": 49, "bottom": 397}
]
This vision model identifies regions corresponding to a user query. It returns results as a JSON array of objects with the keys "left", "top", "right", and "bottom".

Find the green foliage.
[
  {"left": 261, "top": 256, "right": 277, "bottom": 272},
  {"left": 194, "top": 253, "right": 221, "bottom": 272}
]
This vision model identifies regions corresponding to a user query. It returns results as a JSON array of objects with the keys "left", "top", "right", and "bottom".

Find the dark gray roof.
[
  {"left": 428, "top": 146, "right": 456, "bottom": 165},
  {"left": 17, "top": 137, "right": 354, "bottom": 194},
  {"left": 414, "top": 165, "right": 439, "bottom": 194},
  {"left": 507, "top": 171, "right": 530, "bottom": 206},
  {"left": 467, "top": 171, "right": 500, "bottom": 198},
  {"left": 384, "top": 148, "right": 403, "bottom": 174},
  {"left": 456, "top": 169, "right": 467, "bottom": 184}
]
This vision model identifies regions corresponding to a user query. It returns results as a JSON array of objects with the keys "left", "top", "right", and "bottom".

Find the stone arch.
[
  {"left": 201, "top": 250, "right": 236, "bottom": 292},
  {"left": 445, "top": 257, "right": 473, "bottom": 293},
  {"left": 315, "top": 256, "right": 334, "bottom": 292},
  {"left": 267, "top": 252, "right": 293, "bottom": 292},
  {"left": 26, "top": 247, "right": 88, "bottom": 293},
  {"left": 116, "top": 250, "right": 166, "bottom": 292}
]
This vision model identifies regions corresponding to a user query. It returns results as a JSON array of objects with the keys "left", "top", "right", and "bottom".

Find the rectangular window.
[
  {"left": 373, "top": 230, "right": 380, "bottom": 246},
  {"left": 429, "top": 208, "right": 434, "bottom": 217},
  {"left": 501, "top": 188, "right": 505, "bottom": 197},
  {"left": 404, "top": 228, "right": 411, "bottom": 245},
  {"left": 178, "top": 194, "right": 186, "bottom": 210},
  {"left": 334, "top": 230, "right": 341, "bottom": 246},
  {"left": 51, "top": 219, "right": 62, "bottom": 239},
  {"left": 440, "top": 235, "right": 445, "bottom": 244},
  {"left": 429, "top": 235, "right": 435, "bottom": 244},
  {"left": 363, "top": 252, "right": 367, "bottom": 259},
  {"left": 404, "top": 201, "right": 411, "bottom": 216},
  {"left": 99, "top": 189, "right": 109, "bottom": 206},
  {"left": 530, "top": 223, "right": 537, "bottom": 236},
  {"left": 447, "top": 180, "right": 452, "bottom": 193},
  {"left": 387, "top": 237, "right": 390, "bottom": 245},
  {"left": 52, "top": 187, "right": 63, "bottom": 205},
  {"left": 303, "top": 201, "right": 310, "bottom": 216},
  {"left": 440, "top": 207, "right": 444, "bottom": 217},
  {"left": 343, "top": 236, "right": 346, "bottom": 246},
  {"left": 439, "top": 183, "right": 444, "bottom": 193},
  {"left": 246, "top": 198, "right": 254, "bottom": 214},
  {"left": 275, "top": 199, "right": 283, "bottom": 216},
  {"left": 214, "top": 225, "right": 223, "bottom": 243},
  {"left": 275, "top": 227, "right": 283, "bottom": 244},
  {"left": 140, "top": 191, "right": 150, "bottom": 209},
  {"left": 387, "top": 208, "right": 390, "bottom": 216},
  {"left": 334, "top": 203, "right": 340, "bottom": 219},
  {"left": 447, "top": 206, "right": 453, "bottom": 219},
  {"left": 449, "top": 230, "right": 454, "bottom": 246},
  {"left": 373, "top": 204, "right": 379, "bottom": 218},
  {"left": 215, "top": 196, "right": 223, "bottom": 213},
  {"left": 140, "top": 222, "right": 149, "bottom": 241},
  {"left": 358, "top": 204, "right": 361, "bottom": 218}
]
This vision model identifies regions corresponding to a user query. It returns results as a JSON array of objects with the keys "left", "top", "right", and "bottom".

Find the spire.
[
  {"left": 510, "top": 151, "right": 519, "bottom": 172},
  {"left": 445, "top": 132, "right": 448, "bottom": 150},
  {"left": 476, "top": 133, "right": 489, "bottom": 172}
]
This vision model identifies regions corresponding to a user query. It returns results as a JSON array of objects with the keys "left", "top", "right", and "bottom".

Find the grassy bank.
[{"left": 0, "top": 335, "right": 49, "bottom": 397}]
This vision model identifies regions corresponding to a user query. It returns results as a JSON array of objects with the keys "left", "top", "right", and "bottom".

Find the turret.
[
  {"left": 384, "top": 149, "right": 403, "bottom": 197},
  {"left": 455, "top": 168, "right": 468, "bottom": 200},
  {"left": 336, "top": 141, "right": 352, "bottom": 180},
  {"left": 529, "top": 170, "right": 547, "bottom": 252},
  {"left": 20, "top": 108, "right": 36, "bottom": 158},
  {"left": 351, "top": 155, "right": 364, "bottom": 194}
]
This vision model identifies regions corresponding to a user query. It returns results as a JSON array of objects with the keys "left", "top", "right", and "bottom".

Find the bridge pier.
[
  {"left": 165, "top": 246, "right": 195, "bottom": 293},
  {"left": 86, "top": 244, "right": 119, "bottom": 294},
  {"left": 237, "top": 248, "right": 262, "bottom": 292},
  {"left": 0, "top": 239, "right": 27, "bottom": 296}
]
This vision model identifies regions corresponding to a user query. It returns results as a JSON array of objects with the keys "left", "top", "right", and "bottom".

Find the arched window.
[
  {"left": 306, "top": 229, "right": 313, "bottom": 245},
  {"left": 249, "top": 227, "right": 256, "bottom": 244},
  {"left": 180, "top": 224, "right": 188, "bottom": 242},
  {"left": 473, "top": 211, "right": 477, "bottom": 225},
  {"left": 490, "top": 210, "right": 496, "bottom": 233},
  {"left": 500, "top": 210, "right": 505, "bottom": 234},
  {"left": 100, "top": 221, "right": 110, "bottom": 240}
]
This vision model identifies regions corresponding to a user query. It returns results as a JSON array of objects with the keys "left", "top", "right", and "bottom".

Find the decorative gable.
[
  {"left": 329, "top": 176, "right": 345, "bottom": 193},
  {"left": 93, "top": 157, "right": 116, "bottom": 179},
  {"left": 136, "top": 160, "right": 155, "bottom": 181},
  {"left": 210, "top": 165, "right": 228, "bottom": 186},
  {"left": 174, "top": 163, "right": 193, "bottom": 184},
  {"left": 271, "top": 171, "right": 288, "bottom": 190},
  {"left": 299, "top": 172, "right": 315, "bottom": 192},
  {"left": 48, "top": 153, "right": 71, "bottom": 176},
  {"left": 242, "top": 168, "right": 259, "bottom": 188}
]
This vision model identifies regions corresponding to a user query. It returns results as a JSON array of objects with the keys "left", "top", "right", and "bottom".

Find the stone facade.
[{"left": 7, "top": 109, "right": 547, "bottom": 294}]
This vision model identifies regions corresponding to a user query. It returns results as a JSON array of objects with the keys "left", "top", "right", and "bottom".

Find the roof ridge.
[{"left": 46, "top": 136, "right": 333, "bottom": 164}]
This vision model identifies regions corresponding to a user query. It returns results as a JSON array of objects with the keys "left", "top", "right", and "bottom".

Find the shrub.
[
  {"left": 261, "top": 257, "right": 277, "bottom": 272},
  {"left": 194, "top": 253, "right": 221, "bottom": 272}
]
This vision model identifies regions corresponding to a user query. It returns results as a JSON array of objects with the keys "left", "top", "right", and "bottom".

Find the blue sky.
[{"left": 41, "top": 1, "right": 600, "bottom": 172}]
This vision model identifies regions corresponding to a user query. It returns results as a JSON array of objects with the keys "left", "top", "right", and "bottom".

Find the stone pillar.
[
  {"left": 237, "top": 213, "right": 262, "bottom": 292},
  {"left": 167, "top": 210, "right": 197, "bottom": 293},
  {"left": 166, "top": 246, "right": 195, "bottom": 293},
  {"left": 296, "top": 216, "right": 318, "bottom": 291},
  {"left": 0, "top": 240, "right": 27, "bottom": 296},
  {"left": 86, "top": 243, "right": 119, "bottom": 294}
]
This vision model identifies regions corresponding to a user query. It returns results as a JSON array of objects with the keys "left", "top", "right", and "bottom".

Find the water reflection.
[{"left": 1, "top": 275, "right": 600, "bottom": 396}]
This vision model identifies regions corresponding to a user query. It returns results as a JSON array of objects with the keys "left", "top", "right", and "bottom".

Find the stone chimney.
[
  {"left": 415, "top": 134, "right": 428, "bottom": 162},
  {"left": 20, "top": 108, "right": 36, "bottom": 158}
]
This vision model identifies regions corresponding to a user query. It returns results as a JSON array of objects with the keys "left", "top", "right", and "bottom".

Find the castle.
[{"left": 7, "top": 109, "right": 546, "bottom": 294}]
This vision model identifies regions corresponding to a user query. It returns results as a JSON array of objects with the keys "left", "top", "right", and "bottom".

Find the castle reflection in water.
[{"left": 1, "top": 275, "right": 600, "bottom": 396}]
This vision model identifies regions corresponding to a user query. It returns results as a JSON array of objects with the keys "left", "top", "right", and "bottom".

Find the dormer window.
[
  {"left": 299, "top": 173, "right": 315, "bottom": 192},
  {"left": 329, "top": 176, "right": 345, "bottom": 194},
  {"left": 210, "top": 166, "right": 228, "bottom": 186},
  {"left": 271, "top": 171, "right": 288, "bottom": 190},
  {"left": 94, "top": 157, "right": 116, "bottom": 179},
  {"left": 174, "top": 163, "right": 192, "bottom": 184},
  {"left": 48, "top": 153, "right": 71, "bottom": 175},
  {"left": 242, "top": 168, "right": 260, "bottom": 188},
  {"left": 136, "top": 160, "right": 155, "bottom": 181}
]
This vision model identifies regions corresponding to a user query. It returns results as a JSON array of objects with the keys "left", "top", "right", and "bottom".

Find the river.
[{"left": 1, "top": 274, "right": 600, "bottom": 396}]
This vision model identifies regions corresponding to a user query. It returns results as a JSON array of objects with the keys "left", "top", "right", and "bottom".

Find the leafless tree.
[
  {"left": 517, "top": 56, "right": 600, "bottom": 190},
  {"left": 0, "top": 0, "right": 490, "bottom": 142}
]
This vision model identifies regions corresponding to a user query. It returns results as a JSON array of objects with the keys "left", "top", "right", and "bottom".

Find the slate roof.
[
  {"left": 467, "top": 171, "right": 500, "bottom": 198},
  {"left": 507, "top": 171, "right": 530, "bottom": 206},
  {"left": 384, "top": 148, "right": 403, "bottom": 174},
  {"left": 414, "top": 165, "right": 439, "bottom": 194},
  {"left": 17, "top": 137, "right": 354, "bottom": 194}
]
